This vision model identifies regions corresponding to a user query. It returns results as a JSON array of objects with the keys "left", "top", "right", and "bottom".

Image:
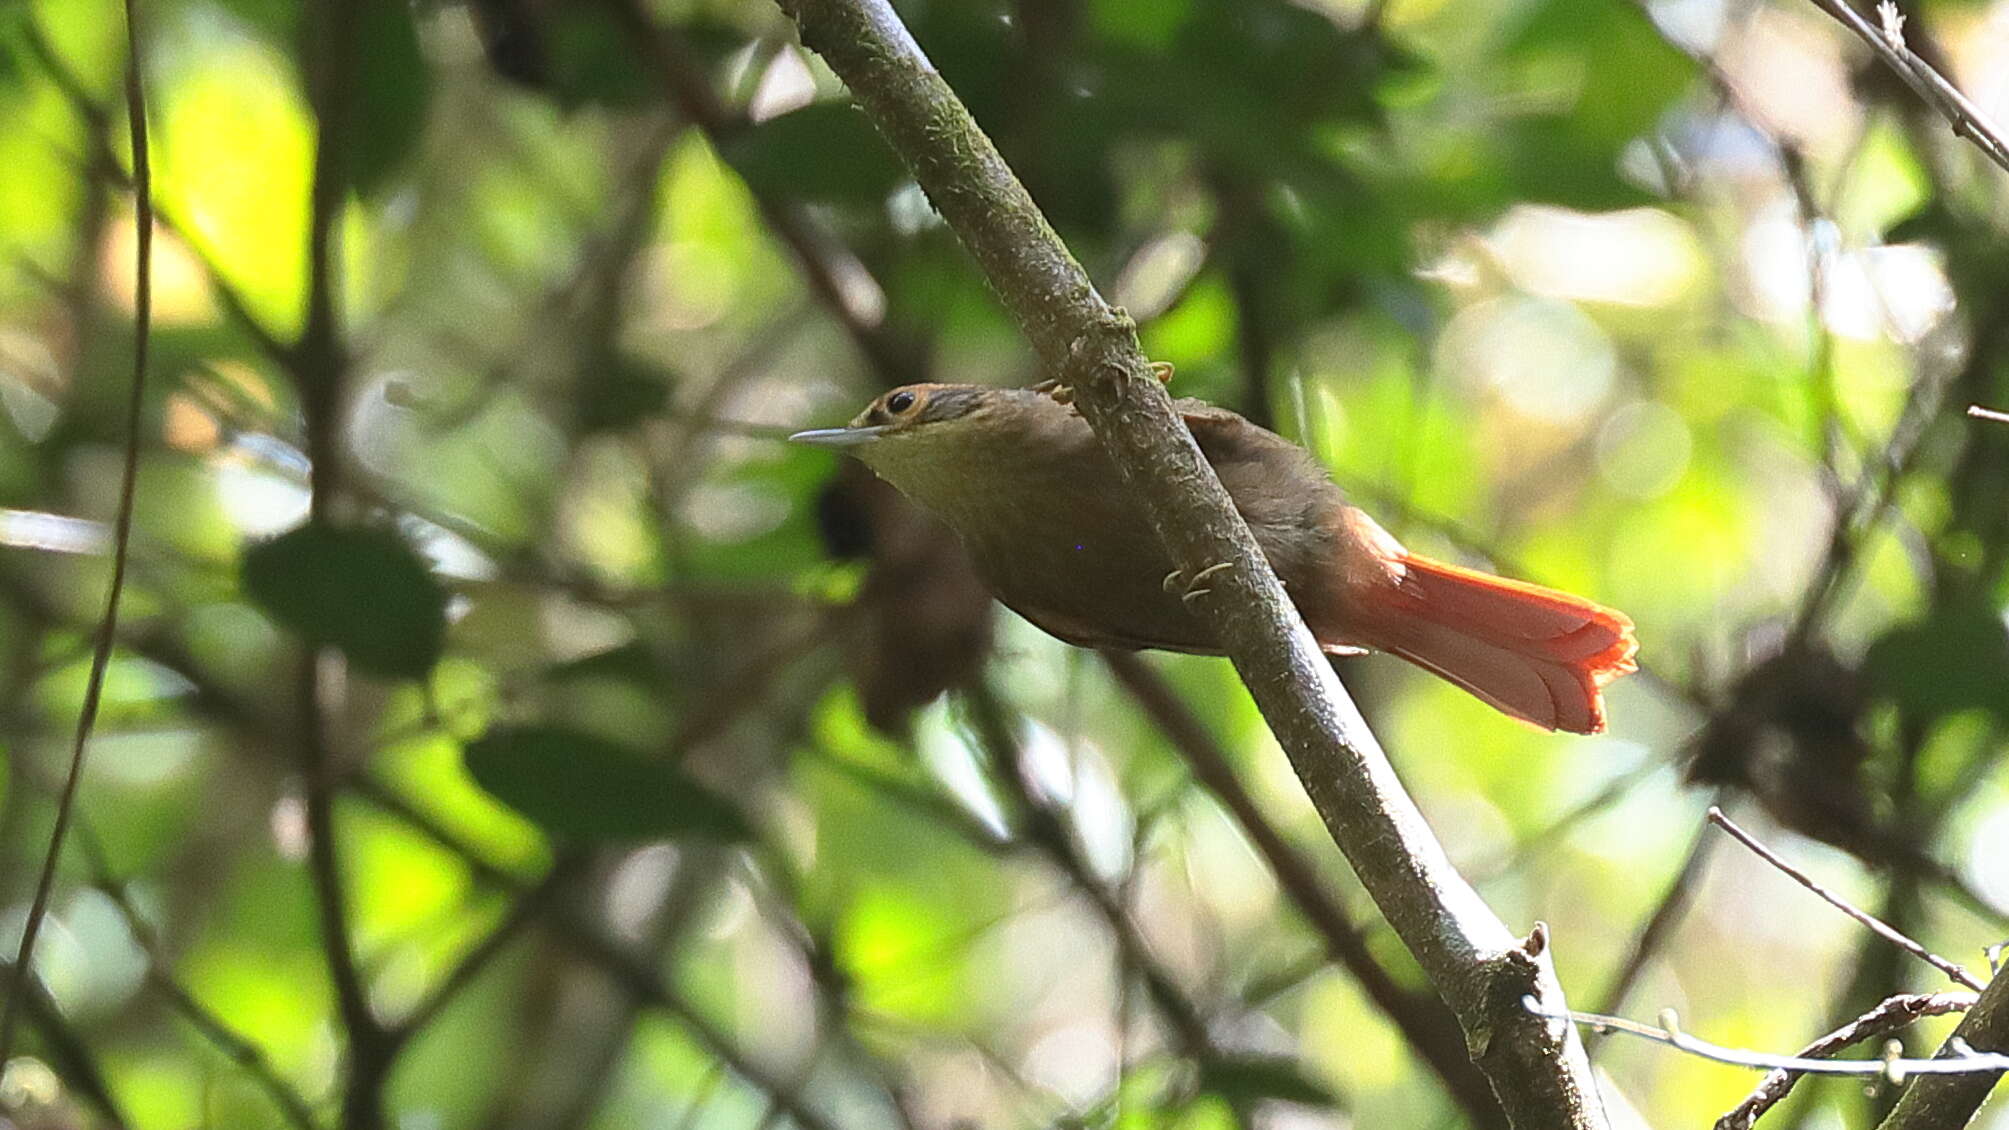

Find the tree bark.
[{"left": 770, "top": 2, "right": 1612, "bottom": 1127}]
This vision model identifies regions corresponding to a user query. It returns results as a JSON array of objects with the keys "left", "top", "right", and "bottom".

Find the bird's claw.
[
  {"left": 1034, "top": 362, "right": 1169, "bottom": 405},
  {"left": 1032, "top": 378, "right": 1076, "bottom": 405},
  {"left": 1167, "top": 561, "right": 1232, "bottom": 604}
]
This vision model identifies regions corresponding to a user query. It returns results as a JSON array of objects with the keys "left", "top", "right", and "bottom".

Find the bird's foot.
[
  {"left": 1164, "top": 561, "right": 1232, "bottom": 604},
  {"left": 1033, "top": 363, "right": 1169, "bottom": 408}
]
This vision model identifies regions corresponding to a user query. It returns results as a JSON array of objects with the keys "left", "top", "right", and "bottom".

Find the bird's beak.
[{"left": 788, "top": 425, "right": 890, "bottom": 449}]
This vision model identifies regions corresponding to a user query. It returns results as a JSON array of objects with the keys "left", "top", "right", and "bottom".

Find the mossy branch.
[{"left": 772, "top": 1, "right": 1612, "bottom": 1126}]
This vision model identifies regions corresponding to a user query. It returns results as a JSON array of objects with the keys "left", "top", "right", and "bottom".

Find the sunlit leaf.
[
  {"left": 155, "top": 36, "right": 313, "bottom": 336},
  {"left": 462, "top": 725, "right": 750, "bottom": 842},
  {"left": 241, "top": 522, "right": 447, "bottom": 679}
]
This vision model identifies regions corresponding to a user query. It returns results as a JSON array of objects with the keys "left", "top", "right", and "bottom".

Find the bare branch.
[
  {"left": 384, "top": 863, "right": 578, "bottom": 1050},
  {"left": 1716, "top": 992, "right": 1976, "bottom": 1130},
  {"left": 1966, "top": 405, "right": 2009, "bottom": 424},
  {"left": 0, "top": 0, "right": 154, "bottom": 1068},
  {"left": 1708, "top": 808, "right": 1984, "bottom": 991},
  {"left": 961, "top": 684, "right": 1236, "bottom": 1071},
  {"left": 1529, "top": 998, "right": 2005, "bottom": 1077},
  {"left": 1795, "top": 0, "right": 2009, "bottom": 175},
  {"left": 609, "top": 0, "right": 927, "bottom": 387},
  {"left": 83, "top": 851, "right": 324, "bottom": 1130},
  {"left": 0, "top": 961, "right": 133, "bottom": 1130},
  {"left": 770, "top": 2, "right": 1609, "bottom": 1125},
  {"left": 1877, "top": 963, "right": 2009, "bottom": 1130},
  {"left": 293, "top": 4, "right": 388, "bottom": 1126}
]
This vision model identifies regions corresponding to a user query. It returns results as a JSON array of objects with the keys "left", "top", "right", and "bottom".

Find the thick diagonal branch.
[{"left": 770, "top": 2, "right": 1609, "bottom": 1126}]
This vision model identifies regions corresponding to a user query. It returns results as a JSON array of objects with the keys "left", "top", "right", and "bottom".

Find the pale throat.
[{"left": 860, "top": 422, "right": 1066, "bottom": 536}]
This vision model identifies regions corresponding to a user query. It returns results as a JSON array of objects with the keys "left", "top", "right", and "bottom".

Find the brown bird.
[{"left": 793, "top": 383, "right": 1638, "bottom": 733}]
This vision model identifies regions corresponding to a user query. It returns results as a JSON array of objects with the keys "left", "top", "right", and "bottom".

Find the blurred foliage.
[{"left": 0, "top": 0, "right": 2006, "bottom": 1127}]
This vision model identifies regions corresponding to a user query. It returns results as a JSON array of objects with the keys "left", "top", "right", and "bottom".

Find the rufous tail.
[{"left": 1348, "top": 554, "right": 1638, "bottom": 734}]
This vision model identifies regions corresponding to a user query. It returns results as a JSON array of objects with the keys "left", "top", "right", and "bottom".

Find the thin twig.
[
  {"left": 349, "top": 779, "right": 848, "bottom": 1130},
  {"left": 19, "top": 17, "right": 294, "bottom": 370},
  {"left": 1795, "top": 0, "right": 2009, "bottom": 176},
  {"left": 0, "top": 962, "right": 133, "bottom": 1130},
  {"left": 611, "top": 0, "right": 927, "bottom": 388},
  {"left": 292, "top": 3, "right": 386, "bottom": 1126},
  {"left": 0, "top": 0, "right": 153, "bottom": 1067},
  {"left": 1876, "top": 958, "right": 2009, "bottom": 1130},
  {"left": 958, "top": 684, "right": 1226, "bottom": 1072},
  {"left": 1529, "top": 998, "right": 2008, "bottom": 1077},
  {"left": 1707, "top": 808, "right": 1984, "bottom": 991},
  {"left": 1966, "top": 405, "right": 2009, "bottom": 424},
  {"left": 1468, "top": 759, "right": 1673, "bottom": 882},
  {"left": 81, "top": 850, "right": 324, "bottom": 1130},
  {"left": 1715, "top": 992, "right": 1976, "bottom": 1130},
  {"left": 385, "top": 862, "right": 579, "bottom": 1049},
  {"left": 1592, "top": 807, "right": 1721, "bottom": 1025}
]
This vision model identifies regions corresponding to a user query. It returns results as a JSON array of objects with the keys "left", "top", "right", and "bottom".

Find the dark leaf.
[
  {"left": 1864, "top": 595, "right": 2009, "bottom": 721},
  {"left": 350, "top": 0, "right": 432, "bottom": 197},
  {"left": 211, "top": 0, "right": 300, "bottom": 42},
  {"left": 1199, "top": 1054, "right": 1338, "bottom": 1109},
  {"left": 576, "top": 358, "right": 672, "bottom": 433},
  {"left": 725, "top": 102, "right": 908, "bottom": 207},
  {"left": 548, "top": 641, "right": 664, "bottom": 685},
  {"left": 0, "top": 11, "right": 28, "bottom": 95},
  {"left": 1492, "top": 0, "right": 1691, "bottom": 208},
  {"left": 545, "top": 6, "right": 654, "bottom": 109},
  {"left": 468, "top": 0, "right": 550, "bottom": 88},
  {"left": 463, "top": 725, "right": 750, "bottom": 842},
  {"left": 241, "top": 522, "right": 447, "bottom": 679}
]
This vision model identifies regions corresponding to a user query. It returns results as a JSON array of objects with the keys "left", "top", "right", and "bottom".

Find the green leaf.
[
  {"left": 544, "top": 6, "right": 653, "bottom": 109},
  {"left": 241, "top": 522, "right": 447, "bottom": 679},
  {"left": 1864, "top": 595, "right": 2009, "bottom": 721},
  {"left": 351, "top": 0, "right": 432, "bottom": 196},
  {"left": 462, "top": 725, "right": 750, "bottom": 843},
  {"left": 548, "top": 641, "right": 664, "bottom": 685},
  {"left": 725, "top": 102, "right": 907, "bottom": 207},
  {"left": 211, "top": 0, "right": 301, "bottom": 44},
  {"left": 1492, "top": 0, "right": 1692, "bottom": 208},
  {"left": 1199, "top": 1054, "right": 1338, "bottom": 1109},
  {"left": 576, "top": 357, "right": 672, "bottom": 433}
]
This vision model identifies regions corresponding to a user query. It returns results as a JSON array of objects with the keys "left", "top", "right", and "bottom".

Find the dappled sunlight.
[
  {"left": 1437, "top": 294, "right": 1616, "bottom": 424},
  {"left": 0, "top": 0, "right": 2003, "bottom": 1125},
  {"left": 1489, "top": 205, "right": 1705, "bottom": 307}
]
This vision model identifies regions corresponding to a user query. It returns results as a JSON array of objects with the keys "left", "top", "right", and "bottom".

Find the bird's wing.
[{"left": 1174, "top": 399, "right": 1308, "bottom": 466}]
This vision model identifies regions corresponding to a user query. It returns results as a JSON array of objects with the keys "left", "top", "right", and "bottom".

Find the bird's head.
[
  {"left": 790, "top": 384, "right": 1007, "bottom": 473},
  {"left": 791, "top": 384, "right": 1041, "bottom": 518}
]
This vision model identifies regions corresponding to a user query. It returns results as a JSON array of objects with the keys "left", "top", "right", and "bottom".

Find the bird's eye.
[{"left": 885, "top": 390, "right": 918, "bottom": 415}]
